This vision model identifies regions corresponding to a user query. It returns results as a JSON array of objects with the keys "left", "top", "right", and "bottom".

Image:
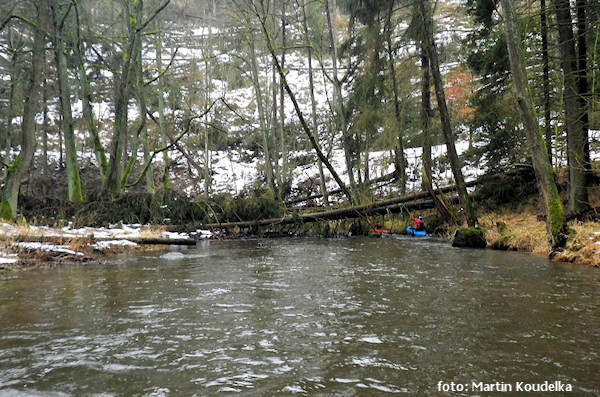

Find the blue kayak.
[{"left": 406, "top": 226, "right": 427, "bottom": 237}]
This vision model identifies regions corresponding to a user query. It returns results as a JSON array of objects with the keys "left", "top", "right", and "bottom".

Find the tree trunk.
[
  {"left": 384, "top": 1, "right": 407, "bottom": 195},
  {"left": 248, "top": 35, "right": 275, "bottom": 194},
  {"left": 51, "top": 0, "right": 84, "bottom": 202},
  {"left": 4, "top": 26, "right": 17, "bottom": 179},
  {"left": 254, "top": 3, "right": 354, "bottom": 204},
  {"left": 0, "top": 1, "right": 46, "bottom": 220},
  {"left": 143, "top": 138, "right": 156, "bottom": 194},
  {"left": 325, "top": 0, "right": 357, "bottom": 191},
  {"left": 279, "top": 0, "right": 288, "bottom": 198},
  {"left": 501, "top": 0, "right": 567, "bottom": 250},
  {"left": 120, "top": 1, "right": 147, "bottom": 191},
  {"left": 204, "top": 7, "right": 213, "bottom": 197},
  {"left": 102, "top": 1, "right": 141, "bottom": 198},
  {"left": 41, "top": 66, "right": 50, "bottom": 196},
  {"left": 553, "top": 0, "right": 590, "bottom": 213},
  {"left": 576, "top": 0, "right": 591, "bottom": 187},
  {"left": 156, "top": 29, "right": 171, "bottom": 190},
  {"left": 74, "top": 0, "right": 108, "bottom": 180},
  {"left": 205, "top": 180, "right": 479, "bottom": 229},
  {"left": 359, "top": 9, "right": 382, "bottom": 189},
  {"left": 419, "top": 0, "right": 478, "bottom": 227},
  {"left": 101, "top": 0, "right": 170, "bottom": 198},
  {"left": 420, "top": 44, "right": 456, "bottom": 224},
  {"left": 540, "top": 0, "right": 553, "bottom": 165},
  {"left": 302, "top": 0, "right": 330, "bottom": 207}
]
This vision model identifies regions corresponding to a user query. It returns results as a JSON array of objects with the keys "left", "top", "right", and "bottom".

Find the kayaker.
[
  {"left": 372, "top": 222, "right": 389, "bottom": 235},
  {"left": 411, "top": 215, "right": 425, "bottom": 231}
]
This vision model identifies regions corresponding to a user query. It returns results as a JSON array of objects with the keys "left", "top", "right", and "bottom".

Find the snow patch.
[
  {"left": 92, "top": 240, "right": 138, "bottom": 250},
  {"left": 0, "top": 254, "right": 18, "bottom": 264},
  {"left": 161, "top": 231, "right": 190, "bottom": 240},
  {"left": 17, "top": 242, "right": 84, "bottom": 256}
]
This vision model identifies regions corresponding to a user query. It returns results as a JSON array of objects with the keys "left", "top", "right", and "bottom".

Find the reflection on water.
[{"left": 1, "top": 237, "right": 599, "bottom": 395}]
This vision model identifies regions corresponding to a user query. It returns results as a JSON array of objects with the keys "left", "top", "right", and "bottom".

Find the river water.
[{"left": 1, "top": 237, "right": 599, "bottom": 396}]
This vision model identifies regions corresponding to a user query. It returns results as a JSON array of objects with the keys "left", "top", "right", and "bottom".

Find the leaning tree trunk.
[
  {"left": 255, "top": 5, "right": 354, "bottom": 204},
  {"left": 501, "top": 0, "right": 568, "bottom": 250},
  {"left": 419, "top": 0, "right": 478, "bottom": 227},
  {"left": 0, "top": 1, "right": 46, "bottom": 220},
  {"left": 420, "top": 44, "right": 456, "bottom": 224}
]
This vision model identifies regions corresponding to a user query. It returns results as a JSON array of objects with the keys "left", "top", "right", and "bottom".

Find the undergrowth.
[
  {"left": 479, "top": 208, "right": 548, "bottom": 253},
  {"left": 18, "top": 189, "right": 285, "bottom": 229}
]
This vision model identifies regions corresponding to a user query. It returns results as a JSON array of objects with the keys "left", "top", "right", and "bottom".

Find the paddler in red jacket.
[{"left": 411, "top": 215, "right": 425, "bottom": 231}]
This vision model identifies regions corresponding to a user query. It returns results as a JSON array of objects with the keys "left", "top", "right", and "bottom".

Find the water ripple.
[{"left": 0, "top": 238, "right": 599, "bottom": 395}]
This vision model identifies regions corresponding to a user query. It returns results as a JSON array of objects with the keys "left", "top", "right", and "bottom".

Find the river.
[{"left": 1, "top": 237, "right": 599, "bottom": 396}]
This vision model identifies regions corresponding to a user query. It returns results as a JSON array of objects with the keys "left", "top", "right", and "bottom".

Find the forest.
[{"left": 0, "top": 0, "right": 599, "bottom": 261}]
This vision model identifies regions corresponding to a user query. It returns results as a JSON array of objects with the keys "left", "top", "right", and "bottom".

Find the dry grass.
[
  {"left": 478, "top": 208, "right": 548, "bottom": 253},
  {"left": 140, "top": 225, "right": 168, "bottom": 238},
  {"left": 479, "top": 206, "right": 600, "bottom": 267},
  {"left": 67, "top": 236, "right": 94, "bottom": 254},
  {"left": 554, "top": 221, "right": 600, "bottom": 267}
]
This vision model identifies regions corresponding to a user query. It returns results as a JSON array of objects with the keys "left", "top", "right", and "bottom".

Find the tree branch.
[
  {"left": 138, "top": 0, "right": 171, "bottom": 32},
  {"left": 144, "top": 46, "right": 179, "bottom": 86},
  {"left": 125, "top": 98, "right": 229, "bottom": 188}
]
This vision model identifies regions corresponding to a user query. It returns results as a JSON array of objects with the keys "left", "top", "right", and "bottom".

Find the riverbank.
[
  {"left": 1, "top": 205, "right": 598, "bottom": 270},
  {"left": 0, "top": 223, "right": 212, "bottom": 270},
  {"left": 467, "top": 206, "right": 600, "bottom": 268}
]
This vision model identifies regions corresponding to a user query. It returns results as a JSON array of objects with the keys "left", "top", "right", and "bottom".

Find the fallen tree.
[
  {"left": 288, "top": 170, "right": 399, "bottom": 205},
  {"left": 203, "top": 181, "right": 477, "bottom": 229}
]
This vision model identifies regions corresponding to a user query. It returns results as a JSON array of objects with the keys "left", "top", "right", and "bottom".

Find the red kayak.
[{"left": 370, "top": 228, "right": 390, "bottom": 236}]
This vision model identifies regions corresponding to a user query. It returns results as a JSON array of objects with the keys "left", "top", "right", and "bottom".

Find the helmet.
[{"left": 418, "top": 216, "right": 423, "bottom": 220}]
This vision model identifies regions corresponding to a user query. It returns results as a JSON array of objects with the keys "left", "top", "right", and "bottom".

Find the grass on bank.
[
  {"left": 475, "top": 205, "right": 600, "bottom": 267},
  {"left": 478, "top": 208, "right": 548, "bottom": 253},
  {"left": 553, "top": 221, "right": 600, "bottom": 267}
]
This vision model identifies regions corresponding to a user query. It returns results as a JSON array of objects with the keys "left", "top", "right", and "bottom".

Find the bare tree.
[
  {"left": 301, "top": 0, "right": 330, "bottom": 206},
  {"left": 324, "top": 0, "right": 356, "bottom": 191},
  {"left": 74, "top": 0, "right": 108, "bottom": 181},
  {"left": 0, "top": 1, "right": 47, "bottom": 220},
  {"left": 50, "top": 0, "right": 84, "bottom": 202},
  {"left": 102, "top": 0, "right": 171, "bottom": 198},
  {"left": 242, "top": 0, "right": 354, "bottom": 203}
]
